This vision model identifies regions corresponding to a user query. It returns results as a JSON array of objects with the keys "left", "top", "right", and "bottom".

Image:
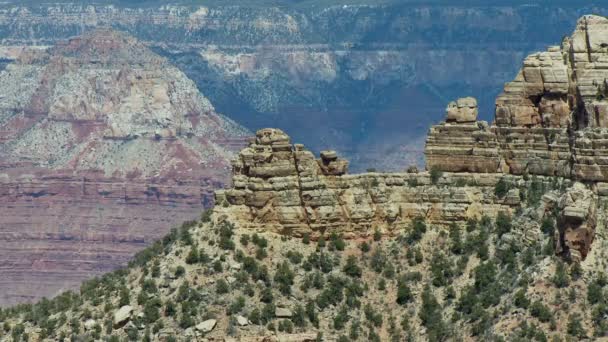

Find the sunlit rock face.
[{"left": 423, "top": 15, "right": 608, "bottom": 263}]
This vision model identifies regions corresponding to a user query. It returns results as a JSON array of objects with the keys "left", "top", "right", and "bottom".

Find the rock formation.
[
  {"left": 426, "top": 15, "right": 608, "bottom": 182},
  {"left": 216, "top": 128, "right": 522, "bottom": 240},
  {"left": 0, "top": 29, "right": 250, "bottom": 306},
  {"left": 218, "top": 16, "right": 608, "bottom": 263},
  {"left": 554, "top": 183, "right": 598, "bottom": 262}
]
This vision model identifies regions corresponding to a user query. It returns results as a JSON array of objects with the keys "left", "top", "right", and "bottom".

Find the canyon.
[
  {"left": 2, "top": 1, "right": 608, "bottom": 307},
  {"left": 1, "top": 2, "right": 608, "bottom": 170},
  {"left": 7, "top": 13, "right": 608, "bottom": 341},
  {"left": 218, "top": 14, "right": 608, "bottom": 264}
]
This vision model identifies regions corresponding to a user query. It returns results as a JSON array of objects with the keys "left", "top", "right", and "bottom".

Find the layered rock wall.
[
  {"left": 0, "top": 172, "right": 220, "bottom": 306},
  {"left": 426, "top": 16, "right": 608, "bottom": 183},
  {"left": 215, "top": 129, "right": 525, "bottom": 239},
  {"left": 217, "top": 16, "right": 608, "bottom": 264},
  {"left": 0, "top": 29, "right": 249, "bottom": 307}
]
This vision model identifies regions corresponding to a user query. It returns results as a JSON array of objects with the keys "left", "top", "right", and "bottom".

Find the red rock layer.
[{"left": 0, "top": 170, "right": 223, "bottom": 306}]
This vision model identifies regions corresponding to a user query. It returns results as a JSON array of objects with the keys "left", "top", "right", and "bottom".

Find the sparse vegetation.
[{"left": 2, "top": 177, "right": 602, "bottom": 341}]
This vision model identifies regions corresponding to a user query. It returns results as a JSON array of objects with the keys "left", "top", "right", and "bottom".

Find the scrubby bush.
[
  {"left": 216, "top": 279, "right": 229, "bottom": 294},
  {"left": 430, "top": 167, "right": 443, "bottom": 185},
  {"left": 529, "top": 301, "right": 552, "bottom": 322},
  {"left": 343, "top": 255, "right": 362, "bottom": 278},
  {"left": 274, "top": 261, "right": 295, "bottom": 295},
  {"left": 494, "top": 177, "right": 510, "bottom": 198},
  {"left": 495, "top": 212, "right": 512, "bottom": 237}
]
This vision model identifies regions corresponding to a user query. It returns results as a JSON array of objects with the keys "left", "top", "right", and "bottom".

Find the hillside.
[{"left": 0, "top": 130, "right": 605, "bottom": 341}]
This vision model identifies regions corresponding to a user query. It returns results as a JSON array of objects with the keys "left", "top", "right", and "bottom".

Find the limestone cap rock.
[
  {"left": 255, "top": 128, "right": 291, "bottom": 146},
  {"left": 446, "top": 97, "right": 478, "bottom": 123}
]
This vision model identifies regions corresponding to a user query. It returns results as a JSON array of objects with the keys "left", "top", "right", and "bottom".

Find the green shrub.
[
  {"left": 552, "top": 261, "right": 569, "bottom": 288},
  {"left": 216, "top": 279, "right": 230, "bottom": 294},
  {"left": 430, "top": 167, "right": 443, "bottom": 185},
  {"left": 514, "top": 289, "right": 530, "bottom": 309},
  {"left": 274, "top": 261, "right": 295, "bottom": 295},
  {"left": 494, "top": 178, "right": 510, "bottom": 198},
  {"left": 495, "top": 212, "right": 512, "bottom": 237},
  {"left": 567, "top": 313, "right": 585, "bottom": 338},
  {"left": 396, "top": 278, "right": 413, "bottom": 305},
  {"left": 406, "top": 217, "right": 427, "bottom": 244},
  {"left": 373, "top": 229, "right": 382, "bottom": 241},
  {"left": 588, "top": 279, "right": 604, "bottom": 304},
  {"left": 529, "top": 301, "right": 552, "bottom": 322},
  {"left": 343, "top": 255, "right": 362, "bottom": 278},
  {"left": 330, "top": 232, "right": 346, "bottom": 251}
]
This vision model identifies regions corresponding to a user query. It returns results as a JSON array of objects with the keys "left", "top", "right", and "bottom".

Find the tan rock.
[
  {"left": 113, "top": 305, "right": 133, "bottom": 327},
  {"left": 446, "top": 97, "right": 478, "bottom": 123}
]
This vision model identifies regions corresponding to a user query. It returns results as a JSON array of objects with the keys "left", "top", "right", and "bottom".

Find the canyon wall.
[
  {"left": 0, "top": 29, "right": 249, "bottom": 306},
  {"left": 0, "top": 173, "right": 220, "bottom": 306}
]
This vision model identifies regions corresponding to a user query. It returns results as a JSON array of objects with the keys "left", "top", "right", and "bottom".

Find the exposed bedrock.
[{"left": 426, "top": 16, "right": 608, "bottom": 182}]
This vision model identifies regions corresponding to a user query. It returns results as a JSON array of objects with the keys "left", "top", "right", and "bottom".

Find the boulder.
[
  {"left": 275, "top": 307, "right": 292, "bottom": 318},
  {"left": 195, "top": 319, "right": 217, "bottom": 333},
  {"left": 236, "top": 315, "right": 249, "bottom": 326},
  {"left": 320, "top": 150, "right": 338, "bottom": 162},
  {"left": 113, "top": 305, "right": 134, "bottom": 327},
  {"left": 84, "top": 319, "right": 97, "bottom": 331},
  {"left": 446, "top": 97, "right": 478, "bottom": 123},
  {"left": 256, "top": 128, "right": 291, "bottom": 146}
]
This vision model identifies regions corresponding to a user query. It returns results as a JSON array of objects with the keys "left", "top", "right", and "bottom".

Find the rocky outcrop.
[
  {"left": 422, "top": 16, "right": 608, "bottom": 260},
  {"left": 425, "top": 16, "right": 608, "bottom": 182},
  {"left": 216, "top": 129, "right": 524, "bottom": 238},
  {"left": 113, "top": 305, "right": 134, "bottom": 328},
  {"left": 446, "top": 97, "right": 479, "bottom": 123},
  {"left": 0, "top": 30, "right": 250, "bottom": 306},
  {"left": 425, "top": 118, "right": 500, "bottom": 173},
  {"left": 555, "top": 183, "right": 597, "bottom": 262},
  {"left": 218, "top": 15, "right": 608, "bottom": 261}
]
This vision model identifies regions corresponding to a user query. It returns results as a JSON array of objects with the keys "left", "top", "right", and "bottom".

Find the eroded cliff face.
[
  {"left": 1, "top": 3, "right": 608, "bottom": 170},
  {"left": 217, "top": 16, "right": 608, "bottom": 265},
  {"left": 425, "top": 15, "right": 608, "bottom": 181},
  {"left": 0, "top": 29, "right": 249, "bottom": 306}
]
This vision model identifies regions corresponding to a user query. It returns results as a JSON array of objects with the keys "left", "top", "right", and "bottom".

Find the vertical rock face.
[
  {"left": 216, "top": 128, "right": 521, "bottom": 239},
  {"left": 422, "top": 15, "right": 608, "bottom": 263},
  {"left": 0, "top": 29, "right": 250, "bottom": 306},
  {"left": 425, "top": 15, "right": 608, "bottom": 182},
  {"left": 555, "top": 183, "right": 597, "bottom": 262}
]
